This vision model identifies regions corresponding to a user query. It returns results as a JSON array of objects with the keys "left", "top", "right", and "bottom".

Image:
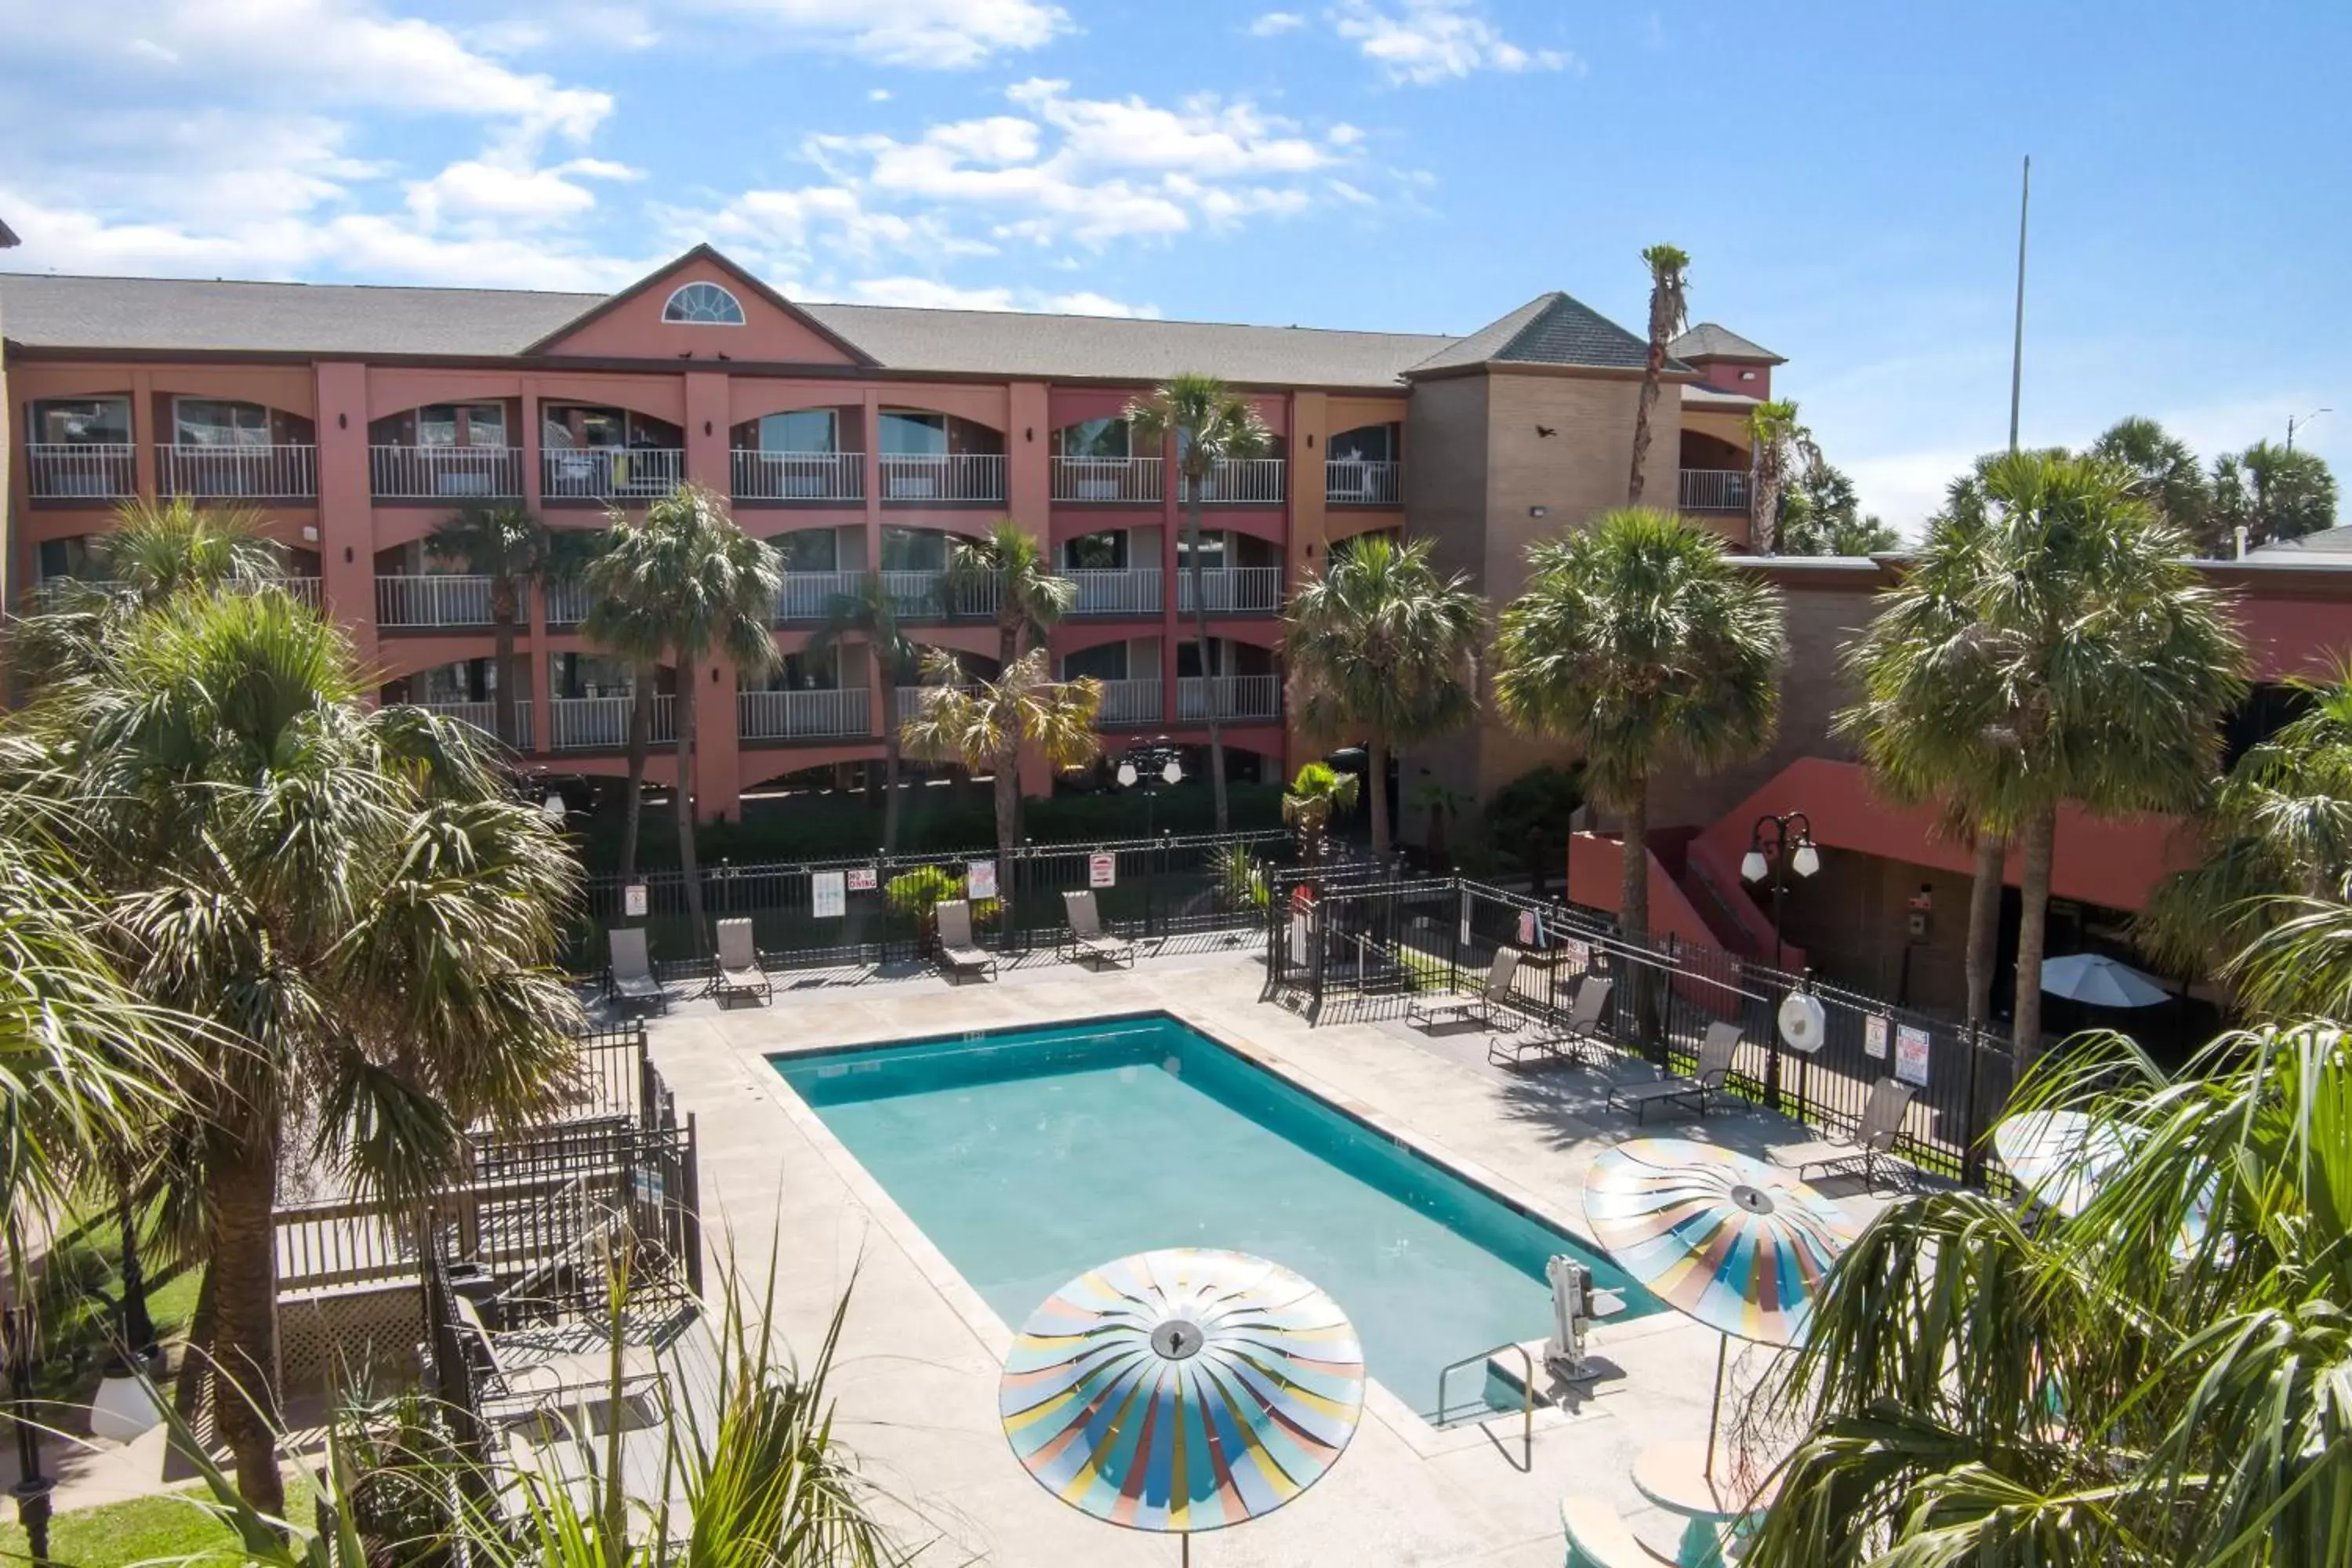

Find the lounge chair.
[
  {"left": 934, "top": 899, "right": 997, "bottom": 982},
  {"left": 1606, "top": 1021, "right": 1741, "bottom": 1124},
  {"left": 1491, "top": 976, "right": 1616, "bottom": 1068},
  {"left": 1772, "top": 1077, "right": 1919, "bottom": 1192},
  {"left": 1543, "top": 1254, "right": 1626, "bottom": 1382},
  {"left": 604, "top": 927, "right": 667, "bottom": 1014},
  {"left": 1408, "top": 947, "right": 1525, "bottom": 1033},
  {"left": 1062, "top": 890, "right": 1135, "bottom": 968},
  {"left": 711, "top": 917, "right": 771, "bottom": 1005}
]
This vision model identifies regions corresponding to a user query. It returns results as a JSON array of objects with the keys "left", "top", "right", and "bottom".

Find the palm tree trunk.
[
  {"left": 491, "top": 576, "right": 520, "bottom": 749},
  {"left": 882, "top": 723, "right": 902, "bottom": 853},
  {"left": 1368, "top": 737, "right": 1392, "bottom": 859},
  {"left": 207, "top": 1133, "right": 285, "bottom": 1515},
  {"left": 675, "top": 659, "right": 707, "bottom": 956},
  {"left": 1964, "top": 829, "right": 2005, "bottom": 1029},
  {"left": 1618, "top": 783, "right": 1650, "bottom": 940},
  {"left": 1628, "top": 358, "right": 1663, "bottom": 506},
  {"left": 617, "top": 673, "right": 652, "bottom": 888},
  {"left": 1185, "top": 477, "right": 1229, "bottom": 833},
  {"left": 993, "top": 735, "right": 1018, "bottom": 920},
  {"left": 2012, "top": 804, "right": 2057, "bottom": 1058}
]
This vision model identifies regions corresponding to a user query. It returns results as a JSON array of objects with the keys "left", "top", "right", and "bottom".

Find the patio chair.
[
  {"left": 1407, "top": 947, "right": 1525, "bottom": 1033},
  {"left": 934, "top": 899, "right": 997, "bottom": 982},
  {"left": 1606, "top": 1021, "right": 1742, "bottom": 1124},
  {"left": 604, "top": 927, "right": 667, "bottom": 1014},
  {"left": 711, "top": 917, "right": 771, "bottom": 1005},
  {"left": 1771, "top": 1077, "right": 1920, "bottom": 1192},
  {"left": 1491, "top": 976, "right": 1616, "bottom": 1068},
  {"left": 1062, "top": 890, "right": 1135, "bottom": 968}
]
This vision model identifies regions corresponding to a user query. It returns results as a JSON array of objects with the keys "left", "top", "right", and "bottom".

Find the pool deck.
[{"left": 639, "top": 939, "right": 1895, "bottom": 1566}]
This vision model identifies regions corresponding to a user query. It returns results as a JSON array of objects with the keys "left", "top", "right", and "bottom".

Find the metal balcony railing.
[
  {"left": 1195, "top": 458, "right": 1285, "bottom": 505},
  {"left": 541, "top": 447, "right": 683, "bottom": 501},
  {"left": 878, "top": 570, "right": 997, "bottom": 619},
  {"left": 895, "top": 683, "right": 977, "bottom": 723},
  {"left": 158, "top": 443, "right": 318, "bottom": 499},
  {"left": 548, "top": 695, "right": 675, "bottom": 750},
  {"left": 1679, "top": 468, "right": 1751, "bottom": 512},
  {"left": 1177, "top": 673, "right": 1280, "bottom": 722},
  {"left": 31, "top": 574, "right": 321, "bottom": 609},
  {"left": 1051, "top": 456, "right": 1163, "bottom": 503},
  {"left": 376, "top": 574, "right": 494, "bottom": 627},
  {"left": 1092, "top": 678, "right": 1163, "bottom": 728},
  {"left": 1176, "top": 567, "right": 1283, "bottom": 614},
  {"left": 732, "top": 450, "right": 865, "bottom": 502},
  {"left": 1324, "top": 459, "right": 1399, "bottom": 506},
  {"left": 414, "top": 699, "right": 533, "bottom": 750},
  {"left": 739, "top": 687, "right": 871, "bottom": 741},
  {"left": 771, "top": 571, "right": 869, "bottom": 622},
  {"left": 24, "top": 444, "right": 136, "bottom": 499},
  {"left": 879, "top": 452, "right": 1005, "bottom": 503},
  {"left": 370, "top": 445, "right": 523, "bottom": 500},
  {"left": 543, "top": 579, "right": 592, "bottom": 625},
  {"left": 1066, "top": 568, "right": 1162, "bottom": 616}
]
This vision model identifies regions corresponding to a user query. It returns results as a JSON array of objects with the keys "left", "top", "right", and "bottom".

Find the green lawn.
[
  {"left": 31, "top": 1202, "right": 205, "bottom": 1411},
  {"left": 0, "top": 1472, "right": 316, "bottom": 1568}
]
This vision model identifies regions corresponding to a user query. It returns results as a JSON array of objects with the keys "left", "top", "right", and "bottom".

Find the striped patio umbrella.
[{"left": 1000, "top": 1248, "right": 1365, "bottom": 1564}]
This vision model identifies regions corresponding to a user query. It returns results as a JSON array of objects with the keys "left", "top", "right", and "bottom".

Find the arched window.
[{"left": 662, "top": 281, "right": 745, "bottom": 325}]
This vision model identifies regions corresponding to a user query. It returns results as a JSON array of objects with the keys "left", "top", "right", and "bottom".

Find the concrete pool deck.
[{"left": 639, "top": 940, "right": 1893, "bottom": 1566}]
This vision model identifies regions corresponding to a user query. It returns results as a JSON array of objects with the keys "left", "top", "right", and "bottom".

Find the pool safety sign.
[
  {"left": 1896, "top": 1023, "right": 1932, "bottom": 1086},
  {"left": 847, "top": 866, "right": 878, "bottom": 892},
  {"left": 811, "top": 870, "right": 846, "bottom": 920},
  {"left": 1864, "top": 1014, "right": 1890, "bottom": 1060},
  {"left": 967, "top": 858, "right": 999, "bottom": 901},
  {"left": 1089, "top": 851, "right": 1116, "bottom": 888},
  {"left": 623, "top": 882, "right": 648, "bottom": 917}
]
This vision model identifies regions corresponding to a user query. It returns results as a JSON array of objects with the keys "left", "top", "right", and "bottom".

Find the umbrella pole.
[
  {"left": 1181, "top": 1531, "right": 1190, "bottom": 1567},
  {"left": 1704, "top": 1334, "right": 1728, "bottom": 1479}
]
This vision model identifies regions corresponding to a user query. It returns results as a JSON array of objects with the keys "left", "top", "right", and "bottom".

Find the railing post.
[
  {"left": 1961, "top": 1024, "right": 1989, "bottom": 1189},
  {"left": 1308, "top": 890, "right": 1327, "bottom": 1024},
  {"left": 1762, "top": 961, "right": 1785, "bottom": 1113}
]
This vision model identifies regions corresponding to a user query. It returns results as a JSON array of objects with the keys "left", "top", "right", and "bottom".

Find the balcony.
[
  {"left": 544, "top": 579, "right": 592, "bottom": 626},
  {"left": 880, "top": 453, "right": 1004, "bottom": 503},
  {"left": 739, "top": 687, "right": 871, "bottom": 742},
  {"left": 1324, "top": 459, "right": 1399, "bottom": 506},
  {"left": 542, "top": 447, "right": 684, "bottom": 502},
  {"left": 158, "top": 443, "right": 318, "bottom": 499},
  {"left": 1176, "top": 567, "right": 1283, "bottom": 615},
  {"left": 774, "top": 570, "right": 870, "bottom": 622},
  {"left": 33, "top": 575, "right": 320, "bottom": 610},
  {"left": 1197, "top": 458, "right": 1285, "bottom": 505},
  {"left": 548, "top": 695, "right": 675, "bottom": 750},
  {"left": 377, "top": 574, "right": 492, "bottom": 628},
  {"left": 879, "top": 571, "right": 997, "bottom": 620},
  {"left": 24, "top": 444, "right": 136, "bottom": 500},
  {"left": 733, "top": 449, "right": 864, "bottom": 503},
  {"left": 415, "top": 699, "right": 532, "bottom": 750},
  {"left": 1051, "top": 456, "right": 1163, "bottom": 504},
  {"left": 1178, "top": 673, "right": 1281, "bottom": 722},
  {"left": 895, "top": 683, "right": 977, "bottom": 724},
  {"left": 1679, "top": 468, "right": 1751, "bottom": 513},
  {"left": 1093, "top": 677, "right": 1163, "bottom": 728},
  {"left": 1067, "top": 568, "right": 1163, "bottom": 616},
  {"left": 371, "top": 445, "right": 523, "bottom": 501}
]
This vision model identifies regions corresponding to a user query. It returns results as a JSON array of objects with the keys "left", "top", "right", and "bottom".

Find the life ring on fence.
[
  {"left": 1777, "top": 990, "right": 1828, "bottom": 1054},
  {"left": 1291, "top": 884, "right": 1316, "bottom": 914}
]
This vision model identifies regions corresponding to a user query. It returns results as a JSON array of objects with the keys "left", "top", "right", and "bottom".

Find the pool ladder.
[{"left": 1432, "top": 1340, "right": 1537, "bottom": 1471}]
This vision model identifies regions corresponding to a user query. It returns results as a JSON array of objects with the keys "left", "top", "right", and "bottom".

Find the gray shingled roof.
[
  {"left": 1669, "top": 321, "right": 1783, "bottom": 363},
  {"left": 0, "top": 270, "right": 1457, "bottom": 389},
  {"left": 0, "top": 217, "right": 18, "bottom": 249},
  {"left": 1406, "top": 291, "right": 1678, "bottom": 376},
  {"left": 1682, "top": 383, "right": 1761, "bottom": 410}
]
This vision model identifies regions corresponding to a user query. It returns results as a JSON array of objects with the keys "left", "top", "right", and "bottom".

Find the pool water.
[{"left": 772, "top": 1012, "right": 1661, "bottom": 1415}]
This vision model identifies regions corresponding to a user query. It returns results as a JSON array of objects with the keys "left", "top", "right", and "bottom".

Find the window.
[
  {"left": 880, "top": 528, "right": 948, "bottom": 572},
  {"left": 662, "top": 281, "right": 745, "bottom": 325},
  {"left": 1062, "top": 532, "right": 1127, "bottom": 570},
  {"left": 37, "top": 537, "right": 94, "bottom": 582},
  {"left": 1054, "top": 418, "right": 1131, "bottom": 459},
  {"left": 175, "top": 398, "right": 273, "bottom": 447},
  {"left": 1328, "top": 424, "right": 1396, "bottom": 463},
  {"left": 1062, "top": 642, "right": 1128, "bottom": 682},
  {"left": 765, "top": 648, "right": 840, "bottom": 691},
  {"left": 774, "top": 529, "right": 840, "bottom": 572},
  {"left": 1174, "top": 532, "right": 1229, "bottom": 566},
  {"left": 757, "top": 409, "right": 837, "bottom": 453},
  {"left": 416, "top": 404, "right": 507, "bottom": 448},
  {"left": 554, "top": 652, "right": 641, "bottom": 700},
  {"left": 34, "top": 397, "right": 129, "bottom": 445},
  {"left": 880, "top": 411, "right": 949, "bottom": 456}
]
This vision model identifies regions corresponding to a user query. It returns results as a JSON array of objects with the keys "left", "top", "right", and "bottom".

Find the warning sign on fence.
[
  {"left": 1896, "top": 1023, "right": 1932, "bottom": 1086},
  {"left": 967, "top": 859, "right": 999, "bottom": 901},
  {"left": 1864, "top": 1014, "right": 1889, "bottom": 1060},
  {"left": 847, "top": 866, "right": 877, "bottom": 893},
  {"left": 811, "top": 871, "right": 846, "bottom": 919},
  {"left": 623, "top": 882, "right": 648, "bottom": 918},
  {"left": 1089, "top": 852, "right": 1116, "bottom": 888}
]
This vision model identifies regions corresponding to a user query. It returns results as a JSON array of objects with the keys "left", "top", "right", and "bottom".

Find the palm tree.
[
  {"left": 15, "top": 586, "right": 582, "bottom": 1512},
  {"left": 424, "top": 503, "right": 554, "bottom": 750},
  {"left": 1484, "top": 763, "right": 1586, "bottom": 898},
  {"left": 1494, "top": 509, "right": 1784, "bottom": 942},
  {"left": 1281, "top": 760, "right": 1359, "bottom": 873},
  {"left": 1751, "top": 1020, "right": 2352, "bottom": 1566},
  {"left": 1627, "top": 243, "right": 1690, "bottom": 507},
  {"left": 901, "top": 648, "right": 1102, "bottom": 886},
  {"left": 581, "top": 485, "right": 782, "bottom": 943},
  {"left": 810, "top": 576, "right": 924, "bottom": 852},
  {"left": 1841, "top": 451, "right": 2245, "bottom": 1054},
  {"left": 2211, "top": 438, "right": 2339, "bottom": 553},
  {"left": 1127, "top": 375, "right": 1274, "bottom": 833},
  {"left": 938, "top": 519, "right": 1078, "bottom": 848},
  {"left": 1745, "top": 399, "right": 1819, "bottom": 555},
  {"left": 95, "top": 494, "right": 284, "bottom": 601},
  {"left": 2089, "top": 415, "right": 2209, "bottom": 541},
  {"left": 1283, "top": 535, "right": 1486, "bottom": 858}
]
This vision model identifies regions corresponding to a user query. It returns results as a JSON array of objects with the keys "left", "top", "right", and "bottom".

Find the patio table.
[{"left": 1631, "top": 1439, "right": 1779, "bottom": 1567}]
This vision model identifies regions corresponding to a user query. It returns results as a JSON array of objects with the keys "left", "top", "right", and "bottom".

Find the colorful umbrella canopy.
[
  {"left": 1993, "top": 1109, "right": 2132, "bottom": 1218},
  {"left": 1000, "top": 1248, "right": 1365, "bottom": 1540},
  {"left": 1582, "top": 1139, "right": 1857, "bottom": 1348}
]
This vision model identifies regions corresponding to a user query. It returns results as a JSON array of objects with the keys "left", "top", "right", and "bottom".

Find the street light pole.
[
  {"left": 1118, "top": 737, "right": 1184, "bottom": 942},
  {"left": 2287, "top": 408, "right": 2331, "bottom": 451},
  {"left": 5, "top": 1305, "right": 50, "bottom": 1566},
  {"left": 1741, "top": 811, "right": 1820, "bottom": 1110}
]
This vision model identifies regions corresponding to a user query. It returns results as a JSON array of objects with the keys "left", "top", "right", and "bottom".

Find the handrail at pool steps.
[{"left": 1432, "top": 1338, "right": 1536, "bottom": 1469}]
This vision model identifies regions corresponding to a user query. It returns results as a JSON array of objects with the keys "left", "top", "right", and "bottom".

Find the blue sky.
[{"left": 2, "top": 0, "right": 2345, "bottom": 530}]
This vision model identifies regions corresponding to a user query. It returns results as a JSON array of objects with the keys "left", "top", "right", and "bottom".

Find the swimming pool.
[{"left": 771, "top": 1012, "right": 1661, "bottom": 1414}]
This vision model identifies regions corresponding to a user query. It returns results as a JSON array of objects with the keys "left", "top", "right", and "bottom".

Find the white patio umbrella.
[{"left": 2038, "top": 953, "right": 2169, "bottom": 1008}]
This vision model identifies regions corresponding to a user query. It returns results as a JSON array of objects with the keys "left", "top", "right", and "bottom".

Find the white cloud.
[
  {"left": 1330, "top": 0, "right": 1571, "bottom": 85},
  {"left": 1250, "top": 11, "right": 1305, "bottom": 34},
  {"left": 682, "top": 0, "right": 1069, "bottom": 68},
  {"left": 843, "top": 277, "right": 1157, "bottom": 317}
]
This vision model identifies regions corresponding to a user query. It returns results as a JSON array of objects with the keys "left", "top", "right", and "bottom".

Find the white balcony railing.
[
  {"left": 1066, "top": 568, "right": 1162, "bottom": 616},
  {"left": 739, "top": 687, "right": 871, "bottom": 742},
  {"left": 285, "top": 576, "right": 323, "bottom": 609},
  {"left": 158, "top": 443, "right": 318, "bottom": 499},
  {"left": 414, "top": 699, "right": 533, "bottom": 750},
  {"left": 878, "top": 570, "right": 997, "bottom": 619},
  {"left": 548, "top": 694, "right": 675, "bottom": 751},
  {"left": 895, "top": 683, "right": 978, "bottom": 723},
  {"left": 1093, "top": 677, "right": 1163, "bottom": 728},
  {"left": 1178, "top": 673, "right": 1280, "bottom": 722},
  {"left": 1051, "top": 456, "right": 1163, "bottom": 504},
  {"left": 370, "top": 445, "right": 523, "bottom": 500},
  {"left": 1679, "top": 468, "right": 1751, "bottom": 512},
  {"left": 1176, "top": 567, "right": 1283, "bottom": 615},
  {"left": 1195, "top": 458, "right": 1285, "bottom": 505},
  {"left": 376, "top": 574, "right": 494, "bottom": 628},
  {"left": 542, "top": 447, "right": 683, "bottom": 501},
  {"left": 543, "top": 579, "right": 592, "bottom": 625},
  {"left": 24, "top": 444, "right": 137, "bottom": 499},
  {"left": 880, "top": 452, "right": 1005, "bottom": 503},
  {"left": 732, "top": 450, "right": 864, "bottom": 502},
  {"left": 774, "top": 570, "right": 870, "bottom": 622},
  {"left": 1324, "top": 459, "right": 1399, "bottom": 506}
]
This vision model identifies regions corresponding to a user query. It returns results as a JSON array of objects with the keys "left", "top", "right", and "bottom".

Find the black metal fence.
[{"left": 1265, "top": 870, "right": 2020, "bottom": 1187}]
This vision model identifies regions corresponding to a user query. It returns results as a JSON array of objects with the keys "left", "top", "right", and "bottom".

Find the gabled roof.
[
  {"left": 1406, "top": 291, "right": 1680, "bottom": 377},
  {"left": 0, "top": 216, "right": 18, "bottom": 249},
  {"left": 521, "top": 244, "right": 874, "bottom": 365},
  {"left": 1669, "top": 321, "right": 1783, "bottom": 364}
]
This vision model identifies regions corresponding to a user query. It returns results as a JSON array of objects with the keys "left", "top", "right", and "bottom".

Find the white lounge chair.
[
  {"left": 1773, "top": 1077, "right": 1919, "bottom": 1192},
  {"left": 711, "top": 917, "right": 771, "bottom": 1005},
  {"left": 1408, "top": 947, "right": 1525, "bottom": 1032},
  {"left": 935, "top": 898, "right": 997, "bottom": 982},
  {"left": 604, "top": 927, "right": 666, "bottom": 1014},
  {"left": 1062, "top": 890, "right": 1135, "bottom": 968},
  {"left": 1606, "top": 1021, "right": 1741, "bottom": 1123},
  {"left": 1492, "top": 975, "right": 1616, "bottom": 1067},
  {"left": 1543, "top": 1254, "right": 1625, "bottom": 1382}
]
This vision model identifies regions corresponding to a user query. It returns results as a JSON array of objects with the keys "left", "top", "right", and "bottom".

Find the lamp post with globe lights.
[
  {"left": 1118, "top": 739, "right": 1184, "bottom": 938},
  {"left": 1743, "top": 811, "right": 1820, "bottom": 1109}
]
